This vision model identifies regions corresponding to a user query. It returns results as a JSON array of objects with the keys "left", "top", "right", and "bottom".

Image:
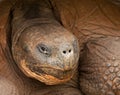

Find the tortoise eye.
[{"left": 36, "top": 44, "right": 51, "bottom": 56}]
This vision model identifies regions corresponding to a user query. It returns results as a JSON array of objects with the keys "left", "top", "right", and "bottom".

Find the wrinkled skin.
[
  {"left": 0, "top": 0, "right": 81, "bottom": 95},
  {"left": 0, "top": 0, "right": 120, "bottom": 95}
]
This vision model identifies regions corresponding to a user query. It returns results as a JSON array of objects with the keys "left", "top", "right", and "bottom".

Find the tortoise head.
[{"left": 12, "top": 22, "right": 79, "bottom": 85}]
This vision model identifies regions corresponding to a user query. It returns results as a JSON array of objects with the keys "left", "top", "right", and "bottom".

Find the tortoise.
[{"left": 0, "top": 0, "right": 120, "bottom": 95}]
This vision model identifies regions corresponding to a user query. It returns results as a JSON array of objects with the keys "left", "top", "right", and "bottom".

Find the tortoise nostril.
[
  {"left": 62, "top": 48, "right": 73, "bottom": 55},
  {"left": 69, "top": 49, "right": 71, "bottom": 53},
  {"left": 63, "top": 50, "right": 67, "bottom": 54}
]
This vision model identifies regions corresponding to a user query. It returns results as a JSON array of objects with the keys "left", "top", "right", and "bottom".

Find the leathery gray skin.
[
  {"left": 0, "top": 0, "right": 120, "bottom": 95},
  {"left": 0, "top": 0, "right": 82, "bottom": 95},
  {"left": 11, "top": 0, "right": 80, "bottom": 85}
]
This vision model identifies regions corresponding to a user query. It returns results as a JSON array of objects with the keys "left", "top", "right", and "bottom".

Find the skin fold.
[
  {"left": 0, "top": 0, "right": 120, "bottom": 95},
  {"left": 0, "top": 0, "right": 81, "bottom": 95}
]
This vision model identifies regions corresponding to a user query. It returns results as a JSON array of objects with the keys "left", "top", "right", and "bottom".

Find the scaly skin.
[
  {"left": 0, "top": 0, "right": 81, "bottom": 95},
  {"left": 52, "top": 0, "right": 120, "bottom": 95},
  {"left": 79, "top": 36, "right": 120, "bottom": 95},
  {"left": 0, "top": 0, "right": 120, "bottom": 95},
  {"left": 73, "top": 0, "right": 120, "bottom": 95}
]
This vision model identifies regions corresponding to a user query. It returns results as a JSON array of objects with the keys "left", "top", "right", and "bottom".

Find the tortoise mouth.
[
  {"left": 27, "top": 65, "right": 74, "bottom": 80},
  {"left": 20, "top": 60, "right": 75, "bottom": 85}
]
